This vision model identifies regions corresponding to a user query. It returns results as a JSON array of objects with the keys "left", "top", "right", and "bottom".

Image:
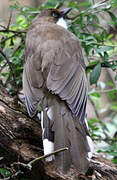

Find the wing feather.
[
  {"left": 23, "top": 55, "right": 44, "bottom": 117},
  {"left": 46, "top": 39, "right": 88, "bottom": 124}
]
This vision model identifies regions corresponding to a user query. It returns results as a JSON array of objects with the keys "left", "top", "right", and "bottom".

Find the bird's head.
[{"left": 36, "top": 8, "right": 72, "bottom": 29}]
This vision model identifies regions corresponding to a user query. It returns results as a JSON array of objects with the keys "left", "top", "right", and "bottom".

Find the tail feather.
[
  {"left": 69, "top": 118, "right": 89, "bottom": 173},
  {"left": 40, "top": 97, "right": 91, "bottom": 174},
  {"left": 54, "top": 109, "right": 72, "bottom": 172},
  {"left": 52, "top": 100, "right": 90, "bottom": 174}
]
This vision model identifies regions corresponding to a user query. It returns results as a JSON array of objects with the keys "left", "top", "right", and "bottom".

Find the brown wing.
[
  {"left": 46, "top": 35, "right": 88, "bottom": 124},
  {"left": 23, "top": 58, "right": 44, "bottom": 117},
  {"left": 23, "top": 27, "right": 45, "bottom": 117}
]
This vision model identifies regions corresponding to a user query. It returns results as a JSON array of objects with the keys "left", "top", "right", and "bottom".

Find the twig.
[
  {"left": 12, "top": 40, "right": 25, "bottom": 56},
  {"left": 91, "top": 88, "right": 117, "bottom": 94},
  {"left": 92, "top": 137, "right": 117, "bottom": 143},
  {"left": 1, "top": 34, "right": 18, "bottom": 43},
  {"left": 88, "top": 95, "right": 109, "bottom": 140},
  {"left": 7, "top": 10, "right": 13, "bottom": 30},
  {"left": 0, "top": 25, "right": 7, "bottom": 29},
  {"left": 68, "top": 0, "right": 110, "bottom": 22},
  {"left": 0, "top": 28, "right": 27, "bottom": 34},
  {"left": 0, "top": 47, "right": 18, "bottom": 94},
  {"left": 0, "top": 24, "right": 27, "bottom": 34},
  {"left": 28, "top": 147, "right": 68, "bottom": 166}
]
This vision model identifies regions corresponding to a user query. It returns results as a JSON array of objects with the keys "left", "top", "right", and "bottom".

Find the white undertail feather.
[
  {"left": 41, "top": 111, "right": 45, "bottom": 137},
  {"left": 84, "top": 118, "right": 88, "bottom": 129},
  {"left": 85, "top": 118, "right": 94, "bottom": 160},
  {"left": 37, "top": 113, "right": 41, "bottom": 120},
  {"left": 37, "top": 107, "right": 55, "bottom": 161},
  {"left": 45, "top": 107, "right": 55, "bottom": 161},
  {"left": 87, "top": 136, "right": 94, "bottom": 160},
  {"left": 57, "top": 17, "right": 68, "bottom": 29},
  {"left": 47, "top": 106, "right": 54, "bottom": 120},
  {"left": 43, "top": 139, "right": 55, "bottom": 161}
]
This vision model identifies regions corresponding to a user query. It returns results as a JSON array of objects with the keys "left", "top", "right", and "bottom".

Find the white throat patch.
[{"left": 57, "top": 17, "right": 68, "bottom": 29}]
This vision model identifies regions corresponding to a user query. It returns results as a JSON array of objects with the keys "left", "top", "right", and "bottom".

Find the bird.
[{"left": 23, "top": 7, "right": 93, "bottom": 174}]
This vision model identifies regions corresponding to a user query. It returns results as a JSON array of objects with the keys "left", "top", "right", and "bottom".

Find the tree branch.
[{"left": 0, "top": 25, "right": 27, "bottom": 34}]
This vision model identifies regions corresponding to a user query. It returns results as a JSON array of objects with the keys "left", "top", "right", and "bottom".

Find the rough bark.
[{"left": 0, "top": 82, "right": 117, "bottom": 180}]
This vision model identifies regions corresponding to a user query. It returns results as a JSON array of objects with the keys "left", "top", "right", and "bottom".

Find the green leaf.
[
  {"left": 106, "top": 81, "right": 114, "bottom": 87},
  {"left": 87, "top": 61, "right": 100, "bottom": 67},
  {"left": 108, "top": 90, "right": 117, "bottom": 100},
  {"left": 111, "top": 0, "right": 117, "bottom": 8},
  {"left": 111, "top": 102, "right": 117, "bottom": 111},
  {"left": 103, "top": 123, "right": 109, "bottom": 132},
  {"left": 115, "top": 74, "right": 117, "bottom": 80},
  {"left": 90, "top": 63, "right": 101, "bottom": 85},
  {"left": 88, "top": 118, "right": 99, "bottom": 124},
  {"left": 68, "top": 2, "right": 74, "bottom": 7},
  {"left": 96, "top": 46, "right": 113, "bottom": 53},
  {"left": 107, "top": 33, "right": 114, "bottom": 40},
  {"left": 90, "top": 92, "right": 101, "bottom": 98},
  {"left": 77, "top": 2, "right": 91, "bottom": 8},
  {"left": 112, "top": 159, "right": 117, "bottom": 164},
  {"left": 108, "top": 11, "right": 117, "bottom": 24},
  {"left": 0, "top": 168, "right": 10, "bottom": 177}
]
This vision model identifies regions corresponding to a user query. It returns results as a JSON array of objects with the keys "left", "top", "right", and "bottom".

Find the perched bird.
[{"left": 23, "top": 8, "right": 93, "bottom": 174}]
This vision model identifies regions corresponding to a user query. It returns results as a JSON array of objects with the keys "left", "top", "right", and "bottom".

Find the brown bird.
[{"left": 23, "top": 8, "right": 93, "bottom": 174}]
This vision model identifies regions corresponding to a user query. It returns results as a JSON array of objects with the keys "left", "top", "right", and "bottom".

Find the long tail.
[{"left": 39, "top": 97, "right": 93, "bottom": 174}]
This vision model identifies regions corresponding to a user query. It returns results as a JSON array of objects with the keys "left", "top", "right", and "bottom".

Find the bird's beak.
[{"left": 61, "top": 8, "right": 72, "bottom": 17}]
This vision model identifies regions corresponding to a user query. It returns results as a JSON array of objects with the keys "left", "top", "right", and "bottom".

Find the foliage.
[
  {"left": 0, "top": 168, "right": 10, "bottom": 178},
  {"left": 0, "top": 0, "right": 117, "bottom": 178}
]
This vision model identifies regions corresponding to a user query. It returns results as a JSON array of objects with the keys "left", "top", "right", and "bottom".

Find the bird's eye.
[{"left": 52, "top": 12, "right": 60, "bottom": 18}]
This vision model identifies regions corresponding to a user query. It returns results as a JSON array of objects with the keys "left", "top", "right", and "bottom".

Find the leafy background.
[{"left": 0, "top": 0, "right": 117, "bottom": 178}]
